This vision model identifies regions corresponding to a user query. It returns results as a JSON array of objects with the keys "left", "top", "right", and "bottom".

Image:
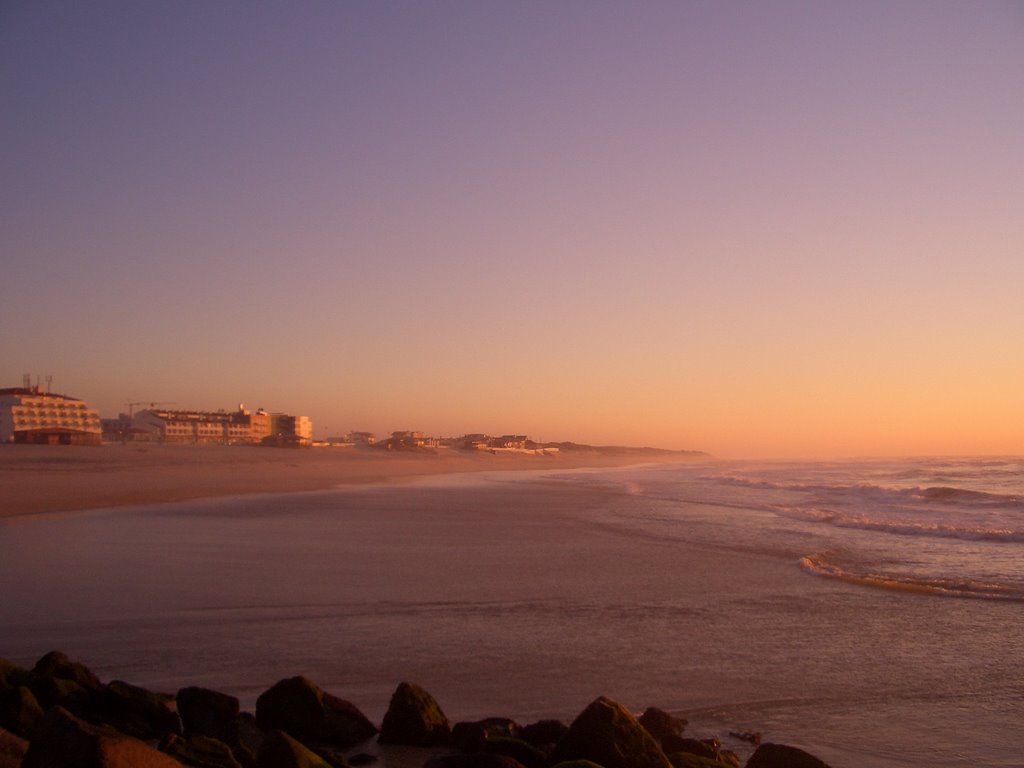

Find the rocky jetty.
[{"left": 0, "top": 651, "right": 834, "bottom": 768}]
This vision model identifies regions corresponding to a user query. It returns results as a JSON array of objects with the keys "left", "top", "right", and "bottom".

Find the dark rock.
[
  {"left": 719, "top": 750, "right": 741, "bottom": 768},
  {"left": 667, "top": 754, "right": 721, "bottom": 768},
  {"left": 177, "top": 686, "right": 240, "bottom": 744},
  {"left": 255, "top": 676, "right": 377, "bottom": 749},
  {"left": 378, "top": 681, "right": 451, "bottom": 746},
  {"left": 22, "top": 705, "right": 181, "bottom": 768},
  {"left": 484, "top": 736, "right": 546, "bottom": 768},
  {"left": 424, "top": 754, "right": 527, "bottom": 768},
  {"left": 28, "top": 676, "right": 96, "bottom": 720},
  {"left": 0, "top": 661, "right": 30, "bottom": 689},
  {"left": 31, "top": 651, "right": 103, "bottom": 692},
  {"left": 162, "top": 733, "right": 243, "bottom": 768},
  {"left": 347, "top": 753, "right": 377, "bottom": 765},
  {"left": 744, "top": 743, "right": 831, "bottom": 768},
  {"left": 256, "top": 730, "right": 333, "bottom": 768},
  {"left": 549, "top": 761, "right": 605, "bottom": 768},
  {"left": 102, "top": 679, "right": 180, "bottom": 740},
  {"left": 662, "top": 735, "right": 717, "bottom": 760},
  {"left": 0, "top": 686, "right": 44, "bottom": 739},
  {"left": 517, "top": 719, "right": 568, "bottom": 746},
  {"left": 549, "top": 696, "right": 672, "bottom": 768},
  {"left": 0, "top": 727, "right": 29, "bottom": 768},
  {"left": 452, "top": 718, "right": 518, "bottom": 752},
  {"left": 233, "top": 712, "right": 264, "bottom": 767},
  {"left": 638, "top": 708, "right": 687, "bottom": 743}
]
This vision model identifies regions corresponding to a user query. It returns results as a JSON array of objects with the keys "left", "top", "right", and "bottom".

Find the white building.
[{"left": 0, "top": 386, "right": 102, "bottom": 445}]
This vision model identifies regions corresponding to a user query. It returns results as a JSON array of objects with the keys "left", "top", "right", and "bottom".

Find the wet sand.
[{"left": 0, "top": 443, "right": 698, "bottom": 518}]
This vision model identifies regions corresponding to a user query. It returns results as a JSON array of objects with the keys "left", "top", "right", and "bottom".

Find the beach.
[
  {"left": 0, "top": 443, "right": 697, "bottom": 518},
  {"left": 2, "top": 454, "right": 1021, "bottom": 767}
]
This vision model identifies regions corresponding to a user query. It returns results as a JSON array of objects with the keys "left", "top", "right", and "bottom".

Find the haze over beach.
[
  {"left": 4, "top": 5, "right": 1024, "bottom": 768},
  {"left": 3, "top": 2, "right": 1023, "bottom": 458}
]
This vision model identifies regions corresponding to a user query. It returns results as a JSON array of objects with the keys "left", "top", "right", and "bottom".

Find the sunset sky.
[{"left": 2, "top": 1, "right": 1023, "bottom": 458}]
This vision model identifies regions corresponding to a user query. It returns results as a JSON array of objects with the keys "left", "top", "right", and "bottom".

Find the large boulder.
[
  {"left": 161, "top": 733, "right": 243, "bottom": 768},
  {"left": 549, "top": 696, "right": 672, "bottom": 768},
  {"left": 22, "top": 706, "right": 181, "bottom": 768},
  {"left": 31, "top": 652, "right": 103, "bottom": 693},
  {"left": 0, "top": 661, "right": 30, "bottom": 689},
  {"left": 424, "top": 755, "right": 527, "bottom": 768},
  {"left": 638, "top": 708, "right": 687, "bottom": 743},
  {"left": 518, "top": 719, "right": 568, "bottom": 747},
  {"left": 0, "top": 728, "right": 29, "bottom": 768},
  {"left": 177, "top": 686, "right": 240, "bottom": 745},
  {"left": 255, "top": 730, "right": 333, "bottom": 768},
  {"left": 255, "top": 676, "right": 377, "bottom": 748},
  {"left": 0, "top": 686, "right": 44, "bottom": 739},
  {"left": 378, "top": 682, "right": 451, "bottom": 746},
  {"left": 745, "top": 743, "right": 831, "bottom": 768},
  {"left": 102, "top": 680, "right": 180, "bottom": 740}
]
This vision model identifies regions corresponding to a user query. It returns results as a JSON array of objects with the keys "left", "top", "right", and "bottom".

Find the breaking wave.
[
  {"left": 799, "top": 553, "right": 1024, "bottom": 601},
  {"left": 775, "top": 505, "right": 1024, "bottom": 542}
]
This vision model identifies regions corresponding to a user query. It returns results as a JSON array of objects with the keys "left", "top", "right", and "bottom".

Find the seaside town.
[{"left": 0, "top": 376, "right": 550, "bottom": 454}]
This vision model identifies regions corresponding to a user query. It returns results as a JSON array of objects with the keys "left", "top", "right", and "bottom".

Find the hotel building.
[{"left": 0, "top": 385, "right": 102, "bottom": 445}]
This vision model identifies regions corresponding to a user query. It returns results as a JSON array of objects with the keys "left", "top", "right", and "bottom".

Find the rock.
[
  {"left": 549, "top": 761, "right": 605, "bottom": 768},
  {"left": 233, "top": 712, "right": 265, "bottom": 766},
  {"left": 348, "top": 753, "right": 377, "bottom": 766},
  {"left": 31, "top": 652, "right": 103, "bottom": 692},
  {"left": 0, "top": 727, "right": 29, "bottom": 768},
  {"left": 638, "top": 708, "right": 687, "bottom": 743},
  {"left": 518, "top": 719, "right": 568, "bottom": 746},
  {"left": 0, "top": 686, "right": 44, "bottom": 739},
  {"left": 255, "top": 676, "right": 377, "bottom": 748},
  {"left": 719, "top": 750, "right": 741, "bottom": 768},
  {"left": 22, "top": 706, "right": 181, "bottom": 768},
  {"left": 177, "top": 686, "right": 240, "bottom": 744},
  {"left": 549, "top": 696, "right": 672, "bottom": 768},
  {"left": 728, "top": 732, "right": 761, "bottom": 746},
  {"left": 0, "top": 661, "right": 30, "bottom": 689},
  {"left": 255, "top": 730, "right": 333, "bottom": 768},
  {"left": 28, "top": 676, "right": 96, "bottom": 720},
  {"left": 662, "top": 736, "right": 717, "bottom": 761},
  {"left": 378, "top": 681, "right": 451, "bottom": 746},
  {"left": 424, "top": 754, "right": 527, "bottom": 768},
  {"left": 102, "top": 680, "right": 180, "bottom": 740},
  {"left": 162, "top": 733, "right": 243, "bottom": 768},
  {"left": 452, "top": 718, "right": 518, "bottom": 752},
  {"left": 744, "top": 743, "right": 831, "bottom": 768},
  {"left": 484, "top": 736, "right": 546, "bottom": 768}
]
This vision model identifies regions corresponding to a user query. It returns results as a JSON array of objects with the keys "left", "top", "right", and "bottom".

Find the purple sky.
[{"left": 3, "top": 1, "right": 1023, "bottom": 456}]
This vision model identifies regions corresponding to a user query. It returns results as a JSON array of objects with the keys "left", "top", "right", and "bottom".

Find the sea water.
[{"left": 1, "top": 457, "right": 1022, "bottom": 767}]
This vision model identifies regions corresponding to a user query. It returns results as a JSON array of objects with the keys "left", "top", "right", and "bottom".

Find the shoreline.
[{"left": 0, "top": 443, "right": 706, "bottom": 519}]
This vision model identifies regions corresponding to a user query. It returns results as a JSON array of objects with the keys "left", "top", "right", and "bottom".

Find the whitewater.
[{"left": 1, "top": 457, "right": 1021, "bottom": 767}]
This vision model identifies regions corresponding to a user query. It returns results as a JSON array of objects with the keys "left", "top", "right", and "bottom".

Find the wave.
[
  {"left": 799, "top": 553, "right": 1024, "bottom": 601},
  {"left": 775, "top": 505, "right": 1024, "bottom": 542},
  {"left": 709, "top": 474, "right": 1024, "bottom": 508}
]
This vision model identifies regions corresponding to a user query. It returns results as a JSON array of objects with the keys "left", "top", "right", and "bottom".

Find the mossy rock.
[
  {"left": 0, "top": 687, "right": 44, "bottom": 740},
  {"left": 256, "top": 730, "right": 333, "bottom": 768},
  {"left": 31, "top": 651, "right": 103, "bottom": 692},
  {"left": 162, "top": 733, "right": 242, "bottom": 768},
  {"left": 745, "top": 743, "right": 831, "bottom": 768},
  {"left": 667, "top": 753, "right": 722, "bottom": 768},
  {"left": 378, "top": 681, "right": 450, "bottom": 746},
  {"left": 256, "top": 676, "right": 377, "bottom": 749},
  {"left": 484, "top": 736, "right": 546, "bottom": 768},
  {"left": 549, "top": 697, "right": 671, "bottom": 768}
]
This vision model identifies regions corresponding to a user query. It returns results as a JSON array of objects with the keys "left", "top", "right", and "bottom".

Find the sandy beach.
[{"left": 0, "top": 443, "right": 698, "bottom": 518}]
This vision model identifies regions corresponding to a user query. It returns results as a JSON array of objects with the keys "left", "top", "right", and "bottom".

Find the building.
[
  {"left": 0, "top": 384, "right": 102, "bottom": 445},
  {"left": 131, "top": 405, "right": 312, "bottom": 446}
]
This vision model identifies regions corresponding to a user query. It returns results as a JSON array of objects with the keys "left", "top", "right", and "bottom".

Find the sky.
[{"left": 2, "top": 1, "right": 1023, "bottom": 458}]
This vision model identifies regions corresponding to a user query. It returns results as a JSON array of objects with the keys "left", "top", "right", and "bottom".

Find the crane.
[{"left": 124, "top": 401, "right": 176, "bottom": 418}]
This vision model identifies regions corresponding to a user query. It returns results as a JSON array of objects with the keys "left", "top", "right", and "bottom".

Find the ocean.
[{"left": 2, "top": 457, "right": 1022, "bottom": 767}]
